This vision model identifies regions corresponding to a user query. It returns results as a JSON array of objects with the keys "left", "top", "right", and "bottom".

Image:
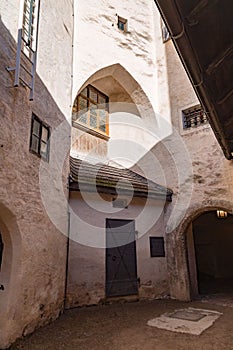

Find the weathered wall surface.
[
  {"left": 67, "top": 192, "right": 168, "bottom": 307},
  {"left": 0, "top": 1, "right": 72, "bottom": 347},
  {"left": 134, "top": 39, "right": 233, "bottom": 300}
]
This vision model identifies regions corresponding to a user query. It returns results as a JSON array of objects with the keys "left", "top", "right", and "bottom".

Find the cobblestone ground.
[{"left": 9, "top": 297, "right": 233, "bottom": 350}]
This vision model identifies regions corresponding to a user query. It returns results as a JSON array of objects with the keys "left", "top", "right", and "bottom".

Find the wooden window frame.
[
  {"left": 29, "top": 113, "right": 50, "bottom": 161},
  {"left": 72, "top": 85, "right": 109, "bottom": 139}
]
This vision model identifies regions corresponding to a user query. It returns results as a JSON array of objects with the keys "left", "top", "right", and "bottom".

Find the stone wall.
[
  {"left": 134, "top": 39, "right": 233, "bottom": 300},
  {"left": 0, "top": 1, "right": 72, "bottom": 347},
  {"left": 67, "top": 192, "right": 169, "bottom": 307}
]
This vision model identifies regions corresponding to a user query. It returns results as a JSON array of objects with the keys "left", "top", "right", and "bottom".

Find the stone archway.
[
  {"left": 0, "top": 203, "right": 22, "bottom": 348},
  {"left": 166, "top": 201, "right": 233, "bottom": 301}
]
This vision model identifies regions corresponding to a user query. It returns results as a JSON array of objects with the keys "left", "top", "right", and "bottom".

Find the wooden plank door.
[{"left": 106, "top": 219, "right": 138, "bottom": 297}]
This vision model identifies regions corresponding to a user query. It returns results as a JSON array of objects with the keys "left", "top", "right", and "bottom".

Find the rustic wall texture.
[
  {"left": 67, "top": 192, "right": 168, "bottom": 307},
  {"left": 0, "top": 0, "right": 72, "bottom": 347},
  {"left": 135, "top": 40, "right": 233, "bottom": 301}
]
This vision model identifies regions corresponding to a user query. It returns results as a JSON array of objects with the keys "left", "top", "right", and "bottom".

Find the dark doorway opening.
[
  {"left": 106, "top": 219, "right": 138, "bottom": 297},
  {"left": 193, "top": 211, "right": 233, "bottom": 294}
]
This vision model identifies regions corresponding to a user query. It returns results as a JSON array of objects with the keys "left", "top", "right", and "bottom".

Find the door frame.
[{"left": 105, "top": 218, "right": 138, "bottom": 297}]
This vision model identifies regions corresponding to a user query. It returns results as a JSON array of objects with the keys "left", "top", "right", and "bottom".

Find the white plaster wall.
[
  {"left": 73, "top": 0, "right": 172, "bottom": 167},
  {"left": 67, "top": 192, "right": 168, "bottom": 307},
  {"left": 135, "top": 39, "right": 233, "bottom": 300},
  {"left": 0, "top": 0, "right": 73, "bottom": 119}
]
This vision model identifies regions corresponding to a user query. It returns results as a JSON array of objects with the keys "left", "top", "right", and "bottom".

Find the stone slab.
[{"left": 147, "top": 307, "right": 222, "bottom": 335}]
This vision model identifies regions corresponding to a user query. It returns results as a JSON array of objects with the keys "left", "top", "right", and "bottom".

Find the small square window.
[
  {"left": 117, "top": 16, "right": 127, "bottom": 32},
  {"left": 150, "top": 237, "right": 165, "bottom": 257},
  {"left": 182, "top": 105, "right": 208, "bottom": 130},
  {"left": 30, "top": 114, "right": 50, "bottom": 161}
]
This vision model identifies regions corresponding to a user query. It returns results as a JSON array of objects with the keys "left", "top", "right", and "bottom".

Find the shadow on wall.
[
  {"left": 0, "top": 16, "right": 71, "bottom": 349},
  {"left": 72, "top": 63, "right": 172, "bottom": 168}
]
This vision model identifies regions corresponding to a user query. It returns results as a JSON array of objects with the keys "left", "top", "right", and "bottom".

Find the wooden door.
[{"left": 106, "top": 219, "right": 138, "bottom": 297}]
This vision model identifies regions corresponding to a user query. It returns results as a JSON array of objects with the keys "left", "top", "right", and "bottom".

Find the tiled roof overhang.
[
  {"left": 69, "top": 157, "right": 173, "bottom": 202},
  {"left": 155, "top": 0, "right": 233, "bottom": 159}
]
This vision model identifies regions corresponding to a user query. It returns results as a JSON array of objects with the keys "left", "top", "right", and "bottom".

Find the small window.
[
  {"left": 30, "top": 114, "right": 50, "bottom": 161},
  {"left": 150, "top": 237, "right": 165, "bottom": 257},
  {"left": 117, "top": 16, "right": 128, "bottom": 32},
  {"left": 72, "top": 85, "right": 109, "bottom": 137},
  {"left": 182, "top": 105, "right": 208, "bottom": 130}
]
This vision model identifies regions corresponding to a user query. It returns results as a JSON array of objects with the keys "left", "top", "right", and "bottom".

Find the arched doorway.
[{"left": 187, "top": 210, "right": 233, "bottom": 296}]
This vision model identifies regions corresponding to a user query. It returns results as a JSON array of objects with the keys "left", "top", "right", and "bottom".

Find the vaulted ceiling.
[{"left": 155, "top": 0, "right": 233, "bottom": 159}]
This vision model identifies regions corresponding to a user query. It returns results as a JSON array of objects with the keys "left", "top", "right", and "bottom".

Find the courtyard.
[{"left": 10, "top": 296, "right": 233, "bottom": 350}]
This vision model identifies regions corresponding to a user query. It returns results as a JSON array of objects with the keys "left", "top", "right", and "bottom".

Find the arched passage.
[
  {"left": 166, "top": 202, "right": 233, "bottom": 301},
  {"left": 187, "top": 210, "right": 233, "bottom": 296}
]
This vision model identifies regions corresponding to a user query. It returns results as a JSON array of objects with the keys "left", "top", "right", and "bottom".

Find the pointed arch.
[{"left": 73, "top": 63, "right": 157, "bottom": 124}]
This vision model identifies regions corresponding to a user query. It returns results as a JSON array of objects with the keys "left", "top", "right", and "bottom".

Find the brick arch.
[{"left": 166, "top": 200, "right": 233, "bottom": 301}]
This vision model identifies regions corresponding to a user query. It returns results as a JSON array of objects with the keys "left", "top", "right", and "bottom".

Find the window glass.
[
  {"left": 89, "top": 88, "right": 98, "bottom": 103},
  {"left": 40, "top": 141, "right": 48, "bottom": 159},
  {"left": 32, "top": 119, "right": 40, "bottom": 136},
  {"left": 78, "top": 96, "right": 88, "bottom": 111},
  {"left": 31, "top": 134, "right": 39, "bottom": 153},
  {"left": 30, "top": 114, "right": 50, "bottom": 161},
  {"left": 90, "top": 115, "right": 97, "bottom": 129},
  {"left": 72, "top": 85, "right": 109, "bottom": 136},
  {"left": 78, "top": 113, "right": 88, "bottom": 125},
  {"left": 41, "top": 126, "right": 48, "bottom": 142}
]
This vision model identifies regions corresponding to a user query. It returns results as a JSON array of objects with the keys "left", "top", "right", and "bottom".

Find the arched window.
[{"left": 72, "top": 85, "right": 109, "bottom": 137}]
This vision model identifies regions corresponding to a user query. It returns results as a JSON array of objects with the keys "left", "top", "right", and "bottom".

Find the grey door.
[{"left": 106, "top": 219, "right": 138, "bottom": 297}]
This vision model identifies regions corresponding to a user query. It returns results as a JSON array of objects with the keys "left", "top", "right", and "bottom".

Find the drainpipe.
[{"left": 64, "top": 0, "right": 75, "bottom": 310}]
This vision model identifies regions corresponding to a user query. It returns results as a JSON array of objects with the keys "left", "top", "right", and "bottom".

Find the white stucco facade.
[
  {"left": 72, "top": 0, "right": 172, "bottom": 167},
  {"left": 67, "top": 192, "right": 168, "bottom": 307}
]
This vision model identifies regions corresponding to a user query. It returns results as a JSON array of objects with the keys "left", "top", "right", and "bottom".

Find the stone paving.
[{"left": 9, "top": 296, "right": 233, "bottom": 350}]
